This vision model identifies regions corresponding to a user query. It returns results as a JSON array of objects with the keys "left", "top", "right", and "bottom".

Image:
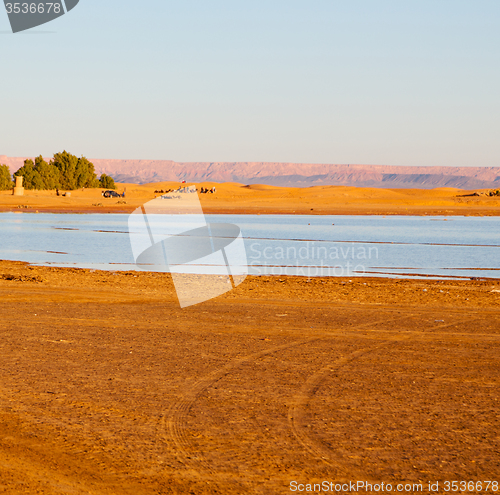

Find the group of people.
[
  {"left": 176, "top": 185, "right": 197, "bottom": 194},
  {"left": 157, "top": 186, "right": 216, "bottom": 194},
  {"left": 156, "top": 185, "right": 217, "bottom": 198}
]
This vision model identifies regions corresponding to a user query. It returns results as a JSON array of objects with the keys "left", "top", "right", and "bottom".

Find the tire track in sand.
[
  {"left": 159, "top": 316, "right": 406, "bottom": 477},
  {"left": 287, "top": 317, "right": 483, "bottom": 476},
  {"left": 161, "top": 337, "right": 321, "bottom": 476}
]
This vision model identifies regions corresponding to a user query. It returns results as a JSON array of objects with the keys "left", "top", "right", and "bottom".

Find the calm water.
[{"left": 0, "top": 212, "right": 499, "bottom": 279}]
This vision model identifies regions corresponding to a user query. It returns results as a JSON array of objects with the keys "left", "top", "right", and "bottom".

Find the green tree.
[
  {"left": 52, "top": 151, "right": 79, "bottom": 189},
  {"left": 35, "top": 155, "right": 60, "bottom": 190},
  {"left": 75, "top": 156, "right": 99, "bottom": 188},
  {"left": 13, "top": 159, "right": 43, "bottom": 190},
  {"left": 0, "top": 164, "right": 13, "bottom": 190},
  {"left": 53, "top": 151, "right": 100, "bottom": 189},
  {"left": 99, "top": 173, "right": 116, "bottom": 189}
]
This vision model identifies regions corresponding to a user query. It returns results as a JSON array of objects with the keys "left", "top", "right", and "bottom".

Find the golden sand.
[
  {"left": 0, "top": 182, "right": 498, "bottom": 215},
  {"left": 0, "top": 261, "right": 498, "bottom": 493}
]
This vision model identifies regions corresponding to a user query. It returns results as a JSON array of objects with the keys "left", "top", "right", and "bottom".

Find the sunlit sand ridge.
[{"left": 0, "top": 182, "right": 499, "bottom": 215}]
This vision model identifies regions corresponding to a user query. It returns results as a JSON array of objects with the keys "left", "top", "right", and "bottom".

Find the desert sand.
[
  {"left": 0, "top": 182, "right": 499, "bottom": 216},
  {"left": 0, "top": 260, "right": 499, "bottom": 494}
]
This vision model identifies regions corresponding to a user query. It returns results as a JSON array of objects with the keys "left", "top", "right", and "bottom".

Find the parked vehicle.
[{"left": 102, "top": 190, "right": 121, "bottom": 198}]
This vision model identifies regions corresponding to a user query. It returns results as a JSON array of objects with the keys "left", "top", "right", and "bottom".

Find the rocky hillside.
[{"left": 1, "top": 155, "right": 498, "bottom": 189}]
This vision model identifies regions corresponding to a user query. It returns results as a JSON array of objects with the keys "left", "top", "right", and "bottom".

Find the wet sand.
[
  {"left": 1, "top": 182, "right": 499, "bottom": 216},
  {"left": 0, "top": 260, "right": 499, "bottom": 494}
]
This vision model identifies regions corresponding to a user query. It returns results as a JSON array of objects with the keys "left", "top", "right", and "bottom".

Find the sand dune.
[{"left": 0, "top": 181, "right": 499, "bottom": 216}]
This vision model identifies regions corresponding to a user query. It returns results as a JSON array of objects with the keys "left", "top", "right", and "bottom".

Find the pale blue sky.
[{"left": 1, "top": 1, "right": 499, "bottom": 166}]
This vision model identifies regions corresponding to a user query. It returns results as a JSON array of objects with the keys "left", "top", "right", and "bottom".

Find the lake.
[{"left": 0, "top": 212, "right": 498, "bottom": 279}]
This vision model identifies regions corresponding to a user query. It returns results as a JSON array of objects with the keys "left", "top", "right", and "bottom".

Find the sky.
[{"left": 1, "top": 0, "right": 499, "bottom": 167}]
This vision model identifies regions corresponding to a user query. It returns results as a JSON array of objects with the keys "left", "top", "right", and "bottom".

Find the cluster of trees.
[
  {"left": 0, "top": 151, "right": 116, "bottom": 191},
  {"left": 0, "top": 165, "right": 12, "bottom": 190}
]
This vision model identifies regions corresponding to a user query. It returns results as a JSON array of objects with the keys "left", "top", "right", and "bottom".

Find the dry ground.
[
  {"left": 1, "top": 183, "right": 499, "bottom": 216},
  {"left": 0, "top": 261, "right": 499, "bottom": 494}
]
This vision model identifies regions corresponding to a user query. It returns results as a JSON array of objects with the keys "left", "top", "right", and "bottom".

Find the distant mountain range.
[{"left": 1, "top": 155, "right": 499, "bottom": 189}]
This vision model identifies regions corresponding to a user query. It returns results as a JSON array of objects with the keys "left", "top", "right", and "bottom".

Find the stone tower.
[{"left": 13, "top": 176, "right": 24, "bottom": 196}]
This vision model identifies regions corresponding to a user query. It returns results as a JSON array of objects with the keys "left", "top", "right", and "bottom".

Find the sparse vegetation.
[{"left": 99, "top": 173, "right": 116, "bottom": 189}]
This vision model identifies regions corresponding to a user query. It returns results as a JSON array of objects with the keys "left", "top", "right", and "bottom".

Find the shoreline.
[
  {"left": 1, "top": 259, "right": 499, "bottom": 305},
  {"left": 1, "top": 207, "right": 500, "bottom": 216},
  {"left": 3, "top": 261, "right": 500, "bottom": 281}
]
